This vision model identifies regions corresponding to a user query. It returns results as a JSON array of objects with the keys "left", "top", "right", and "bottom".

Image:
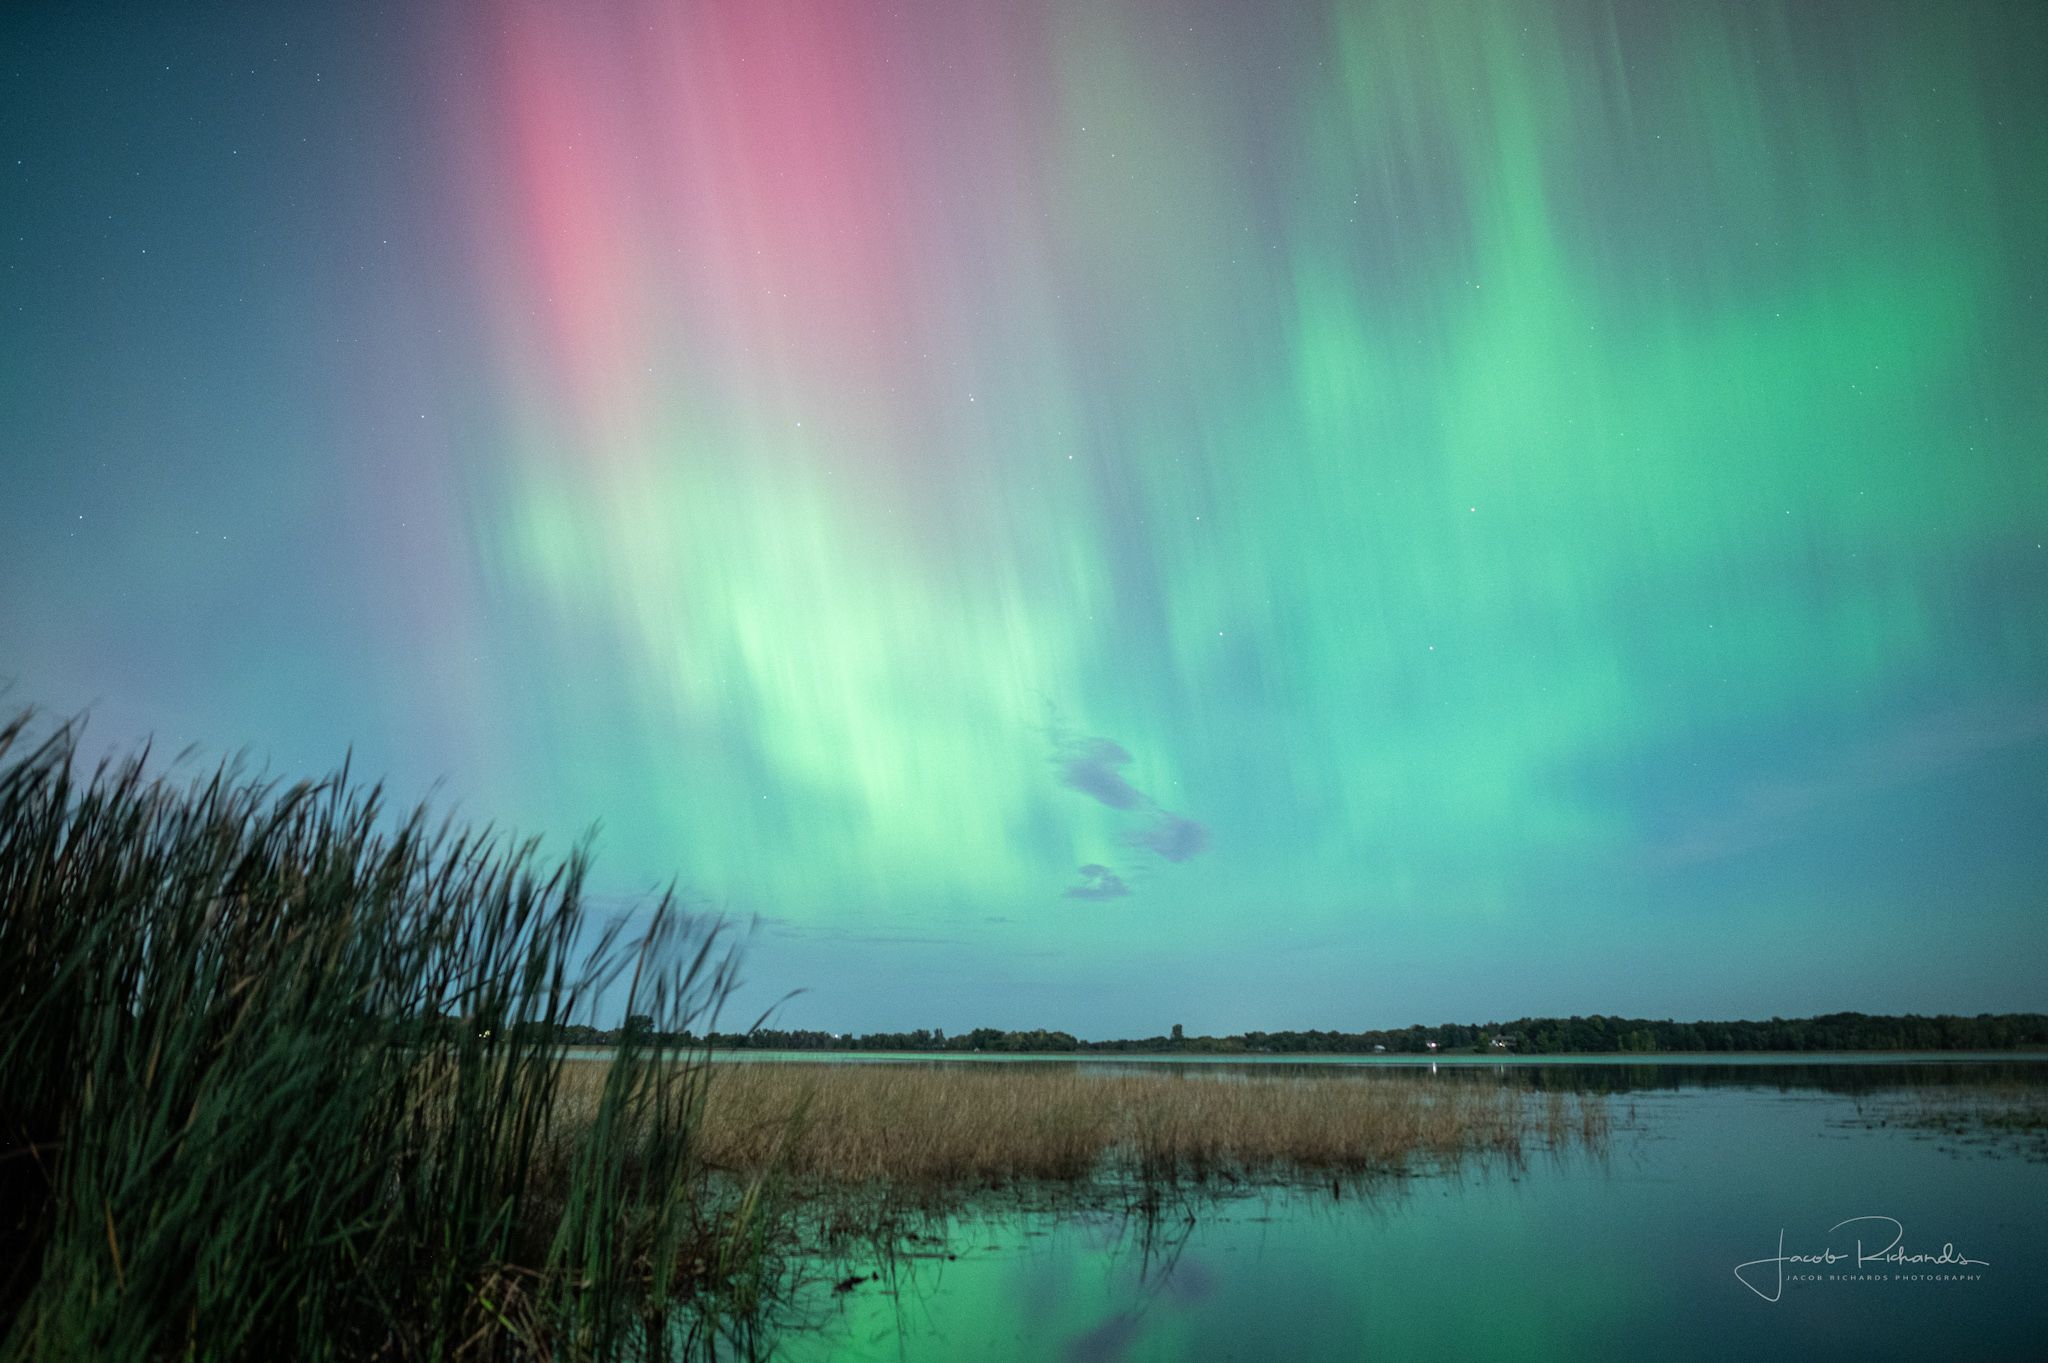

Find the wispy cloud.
[
  {"left": 1064, "top": 863, "right": 1131, "bottom": 900},
  {"left": 754, "top": 913, "right": 977, "bottom": 948},
  {"left": 1053, "top": 731, "right": 1212, "bottom": 890},
  {"left": 1058, "top": 737, "right": 1146, "bottom": 810},
  {"left": 1127, "top": 812, "right": 1209, "bottom": 862}
]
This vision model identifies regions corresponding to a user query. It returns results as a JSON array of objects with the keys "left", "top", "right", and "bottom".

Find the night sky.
[{"left": 4, "top": 1, "right": 2044, "bottom": 1034}]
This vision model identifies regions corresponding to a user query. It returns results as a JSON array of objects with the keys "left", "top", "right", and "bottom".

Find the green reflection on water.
[{"left": 752, "top": 1063, "right": 2047, "bottom": 1362}]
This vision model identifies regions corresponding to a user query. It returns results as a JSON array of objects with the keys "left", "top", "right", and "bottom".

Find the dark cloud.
[
  {"left": 1064, "top": 863, "right": 1131, "bottom": 900},
  {"left": 1058, "top": 737, "right": 1146, "bottom": 810},
  {"left": 1053, "top": 731, "right": 1212, "bottom": 885},
  {"left": 1127, "top": 812, "right": 1210, "bottom": 862}
]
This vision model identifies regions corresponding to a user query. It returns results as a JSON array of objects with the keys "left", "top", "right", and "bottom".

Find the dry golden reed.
[{"left": 562, "top": 1061, "right": 1610, "bottom": 1188}]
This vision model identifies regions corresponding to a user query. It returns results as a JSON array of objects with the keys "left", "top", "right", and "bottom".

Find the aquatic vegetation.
[
  {"left": 0, "top": 713, "right": 753, "bottom": 1362},
  {"left": 1851, "top": 1081, "right": 2048, "bottom": 1161},
  {"left": 593, "top": 1061, "right": 1612, "bottom": 1191}
]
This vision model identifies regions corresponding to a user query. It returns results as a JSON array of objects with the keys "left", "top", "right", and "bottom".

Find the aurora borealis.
[{"left": 3, "top": 1, "right": 2044, "bottom": 1032}]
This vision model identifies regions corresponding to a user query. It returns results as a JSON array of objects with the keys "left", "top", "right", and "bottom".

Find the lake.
[{"left": 723, "top": 1056, "right": 2047, "bottom": 1361}]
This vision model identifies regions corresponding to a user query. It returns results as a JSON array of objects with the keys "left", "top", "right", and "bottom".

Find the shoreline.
[{"left": 561, "top": 1047, "right": 2048, "bottom": 1066}]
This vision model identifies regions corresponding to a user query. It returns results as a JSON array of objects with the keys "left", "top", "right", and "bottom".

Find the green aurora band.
[{"left": 2, "top": 0, "right": 2043, "bottom": 1030}]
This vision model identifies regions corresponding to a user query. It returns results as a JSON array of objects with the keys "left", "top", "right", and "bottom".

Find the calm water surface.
[{"left": 740, "top": 1057, "right": 2047, "bottom": 1362}]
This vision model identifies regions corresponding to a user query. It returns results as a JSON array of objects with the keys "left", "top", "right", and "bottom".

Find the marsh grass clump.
[
  {"left": 663, "top": 1063, "right": 1611, "bottom": 1192},
  {"left": 0, "top": 713, "right": 752, "bottom": 1362},
  {"left": 1854, "top": 1081, "right": 2048, "bottom": 1160}
]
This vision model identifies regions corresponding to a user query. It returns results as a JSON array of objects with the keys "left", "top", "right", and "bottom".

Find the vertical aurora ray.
[{"left": 446, "top": 2, "right": 1123, "bottom": 915}]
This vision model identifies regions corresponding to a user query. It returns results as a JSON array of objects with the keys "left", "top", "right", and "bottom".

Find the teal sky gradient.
[{"left": 3, "top": 0, "right": 2044, "bottom": 1033}]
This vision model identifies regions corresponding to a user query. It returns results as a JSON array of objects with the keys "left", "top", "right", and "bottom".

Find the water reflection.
[
  {"left": 740, "top": 1060, "right": 2047, "bottom": 1362},
  {"left": 688, "top": 1049, "right": 2048, "bottom": 1096}
]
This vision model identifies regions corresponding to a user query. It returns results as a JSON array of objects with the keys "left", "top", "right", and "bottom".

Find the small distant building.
[
  {"left": 1372, "top": 1044, "right": 1387, "bottom": 1053},
  {"left": 1424, "top": 1040, "right": 1439, "bottom": 1052},
  {"left": 1489, "top": 1036, "right": 1517, "bottom": 1050}
]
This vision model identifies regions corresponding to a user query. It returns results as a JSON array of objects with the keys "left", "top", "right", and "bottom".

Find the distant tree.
[{"left": 550, "top": 1011, "right": 2047, "bottom": 1056}]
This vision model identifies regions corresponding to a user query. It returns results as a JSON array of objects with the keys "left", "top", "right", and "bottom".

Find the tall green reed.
[{"left": 0, "top": 711, "right": 750, "bottom": 1361}]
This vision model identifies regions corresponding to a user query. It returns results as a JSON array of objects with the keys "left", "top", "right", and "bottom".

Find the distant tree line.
[{"left": 539, "top": 1011, "right": 2048, "bottom": 1055}]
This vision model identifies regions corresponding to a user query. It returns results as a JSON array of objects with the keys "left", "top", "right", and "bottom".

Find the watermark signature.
[{"left": 1735, "top": 1216, "right": 1988, "bottom": 1302}]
